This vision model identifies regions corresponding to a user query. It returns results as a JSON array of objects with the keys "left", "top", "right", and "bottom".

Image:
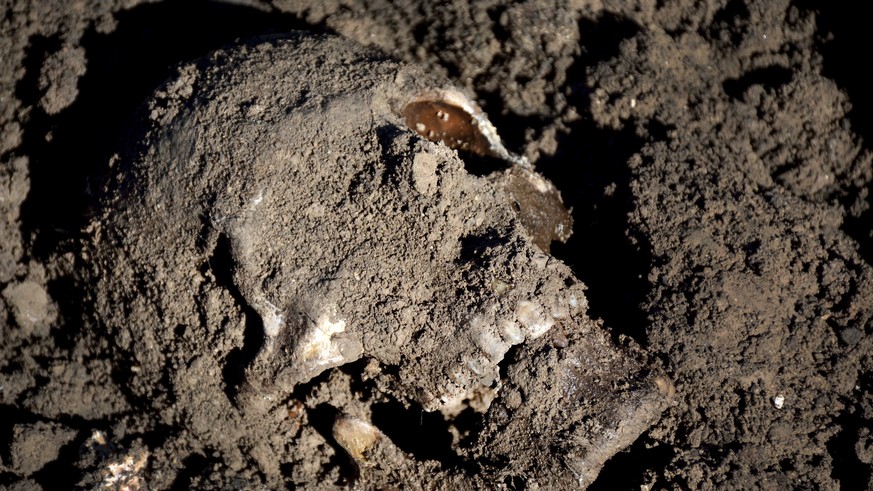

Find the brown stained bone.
[
  {"left": 402, "top": 89, "right": 530, "bottom": 168},
  {"left": 403, "top": 100, "right": 490, "bottom": 154},
  {"left": 492, "top": 166, "right": 574, "bottom": 252}
]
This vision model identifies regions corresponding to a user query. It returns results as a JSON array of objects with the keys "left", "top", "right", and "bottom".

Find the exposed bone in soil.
[
  {"left": 86, "top": 34, "right": 670, "bottom": 487},
  {"left": 1, "top": 0, "right": 871, "bottom": 489}
]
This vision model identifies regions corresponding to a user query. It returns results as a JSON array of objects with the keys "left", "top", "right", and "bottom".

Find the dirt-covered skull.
[{"left": 89, "top": 33, "right": 670, "bottom": 487}]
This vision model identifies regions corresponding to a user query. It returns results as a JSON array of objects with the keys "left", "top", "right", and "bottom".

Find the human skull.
[{"left": 89, "top": 32, "right": 670, "bottom": 486}]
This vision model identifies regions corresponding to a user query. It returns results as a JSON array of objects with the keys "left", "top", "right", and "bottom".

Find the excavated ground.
[{"left": 1, "top": 0, "right": 872, "bottom": 489}]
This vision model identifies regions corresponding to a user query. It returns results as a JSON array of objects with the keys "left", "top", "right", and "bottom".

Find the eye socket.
[
  {"left": 402, "top": 99, "right": 493, "bottom": 156},
  {"left": 400, "top": 89, "right": 530, "bottom": 169}
]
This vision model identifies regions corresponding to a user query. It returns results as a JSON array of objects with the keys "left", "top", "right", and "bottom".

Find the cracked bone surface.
[{"left": 90, "top": 32, "right": 671, "bottom": 486}]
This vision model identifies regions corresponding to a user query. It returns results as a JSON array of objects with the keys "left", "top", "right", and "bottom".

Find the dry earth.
[{"left": 1, "top": 0, "right": 872, "bottom": 489}]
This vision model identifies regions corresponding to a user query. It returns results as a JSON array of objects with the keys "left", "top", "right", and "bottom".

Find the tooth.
[{"left": 332, "top": 414, "right": 381, "bottom": 463}]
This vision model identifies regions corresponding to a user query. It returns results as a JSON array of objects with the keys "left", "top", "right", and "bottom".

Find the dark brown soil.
[{"left": 2, "top": 0, "right": 871, "bottom": 489}]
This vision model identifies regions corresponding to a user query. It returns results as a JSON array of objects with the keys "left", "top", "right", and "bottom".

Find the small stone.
[
  {"left": 2, "top": 280, "right": 54, "bottom": 335},
  {"left": 490, "top": 278, "right": 512, "bottom": 295},
  {"left": 773, "top": 394, "right": 785, "bottom": 409}
]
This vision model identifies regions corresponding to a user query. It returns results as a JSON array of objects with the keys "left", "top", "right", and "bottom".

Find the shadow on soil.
[{"left": 800, "top": 0, "right": 873, "bottom": 264}]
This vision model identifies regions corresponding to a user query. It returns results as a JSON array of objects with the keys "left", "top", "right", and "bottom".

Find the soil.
[{"left": 1, "top": 0, "right": 872, "bottom": 489}]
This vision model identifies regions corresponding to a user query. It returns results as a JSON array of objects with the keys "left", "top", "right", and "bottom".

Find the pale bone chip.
[{"left": 333, "top": 414, "right": 381, "bottom": 462}]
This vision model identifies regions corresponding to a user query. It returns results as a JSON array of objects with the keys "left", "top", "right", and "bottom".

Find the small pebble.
[{"left": 773, "top": 395, "right": 785, "bottom": 409}]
